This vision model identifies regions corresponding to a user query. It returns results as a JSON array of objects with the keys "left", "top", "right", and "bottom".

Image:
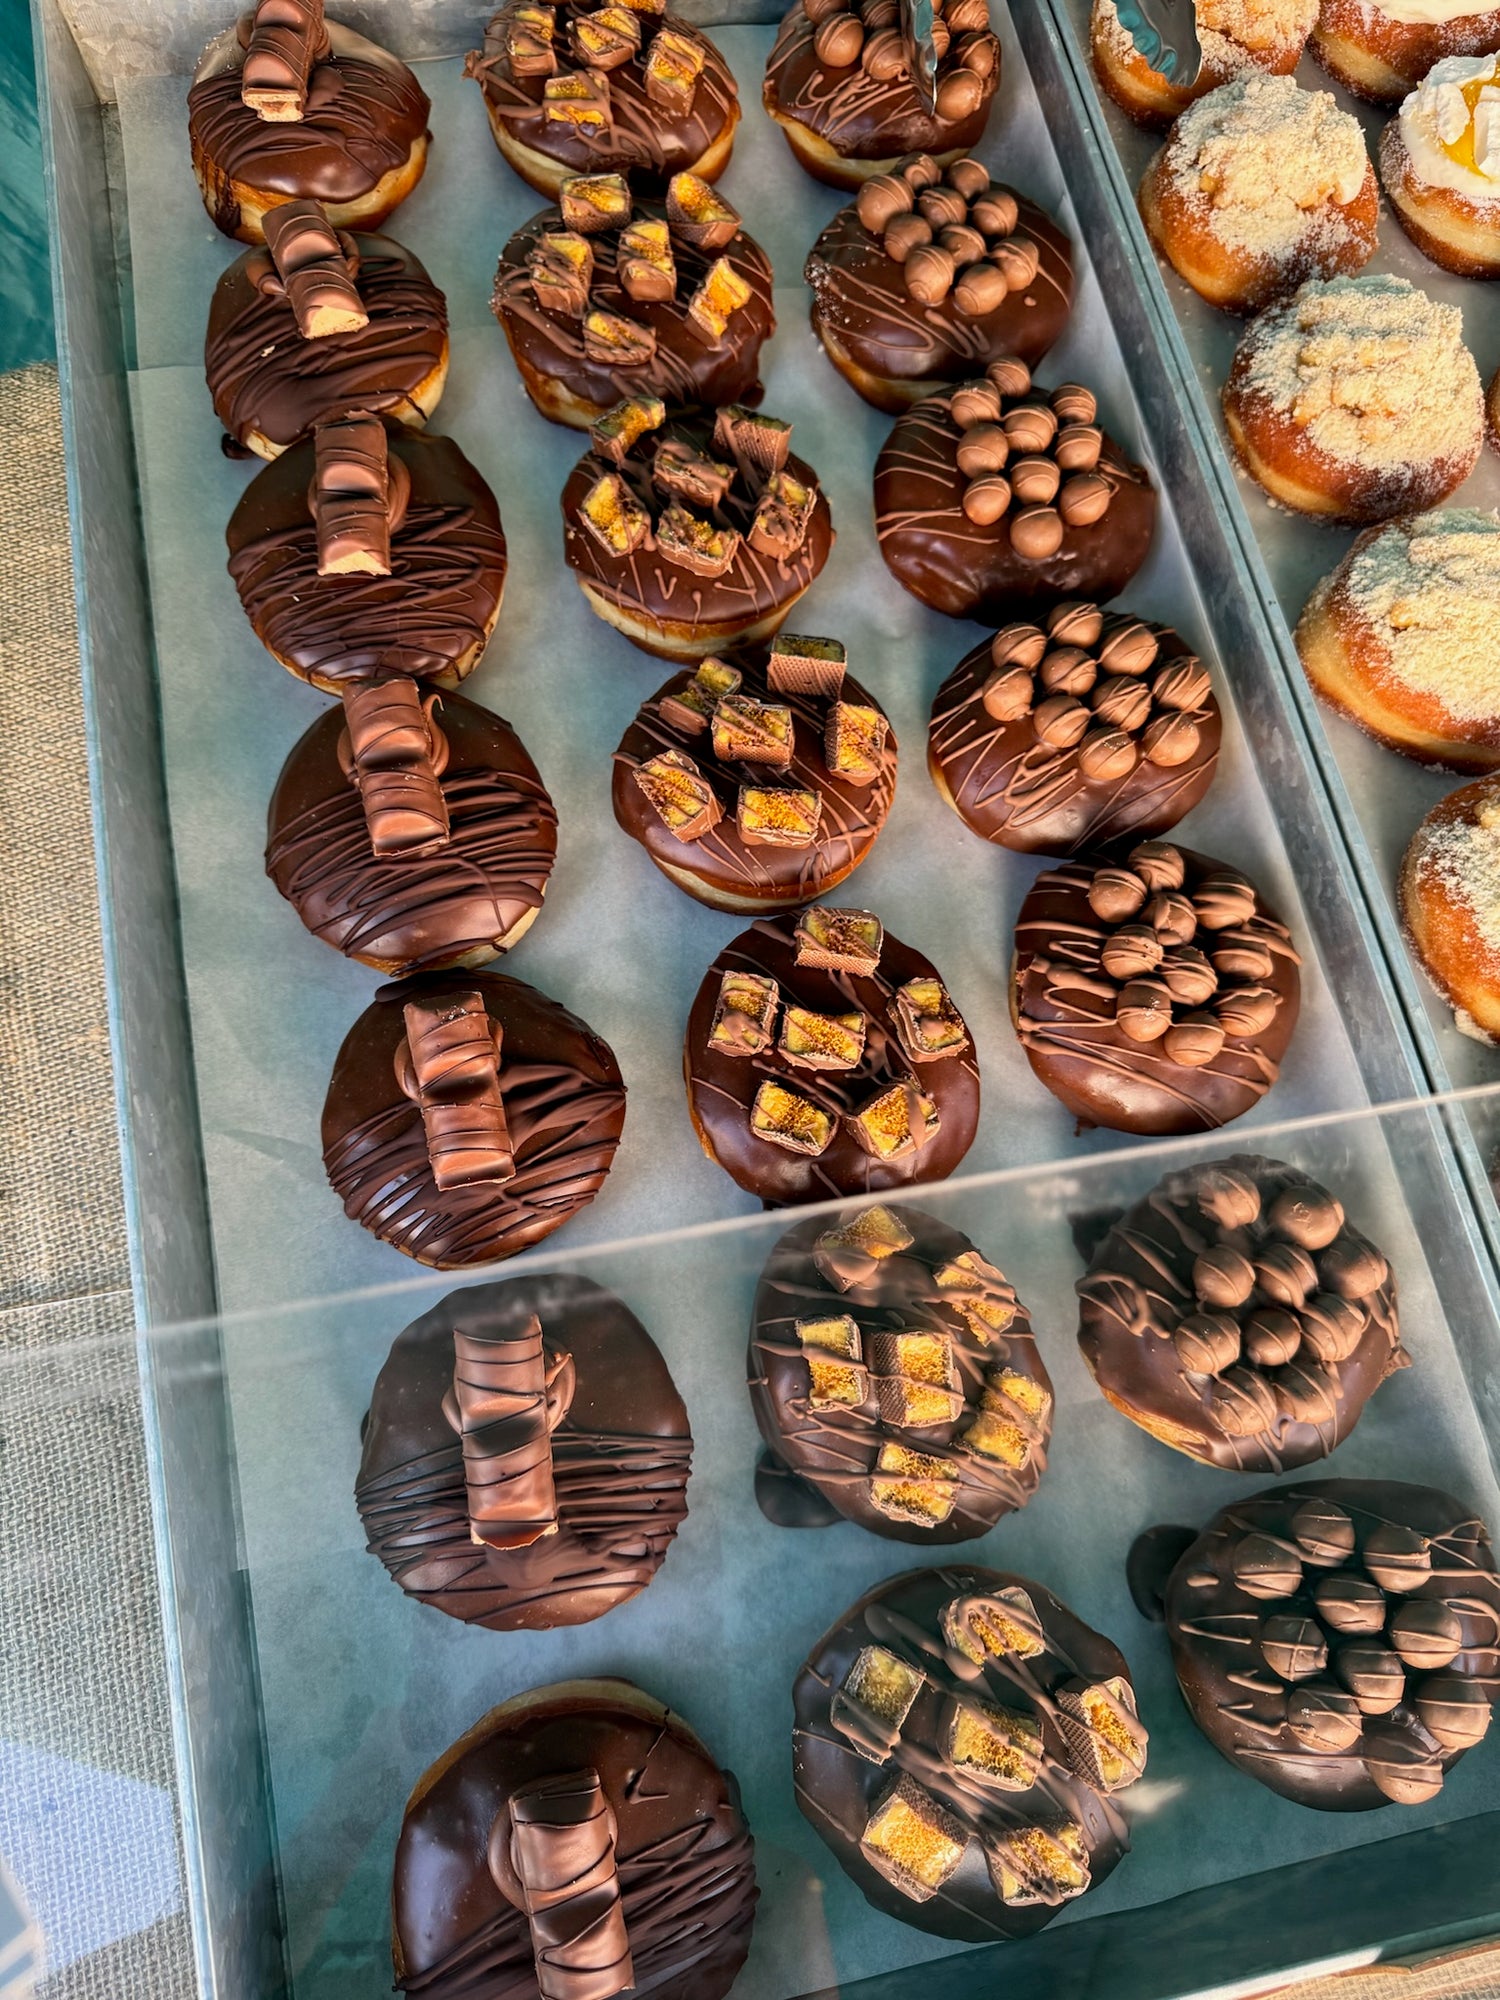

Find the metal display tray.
[{"left": 26, "top": 0, "right": 1500, "bottom": 1993}]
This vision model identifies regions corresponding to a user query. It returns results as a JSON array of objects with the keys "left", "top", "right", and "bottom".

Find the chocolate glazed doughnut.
[
  {"left": 1132, "top": 1481, "right": 1500, "bottom": 1809},
  {"left": 1077, "top": 1155, "right": 1409, "bottom": 1471},
  {"left": 793, "top": 1566, "right": 1147, "bottom": 1941},
  {"left": 393, "top": 1679, "right": 757, "bottom": 1999},
  {"left": 1013, "top": 840, "right": 1301, "bottom": 1134},
  {"left": 749, "top": 1204, "right": 1053, "bottom": 1541},
  {"left": 356, "top": 1274, "right": 691, "bottom": 1630}
]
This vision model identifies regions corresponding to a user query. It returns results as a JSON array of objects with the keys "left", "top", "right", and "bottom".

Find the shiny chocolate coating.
[
  {"left": 875, "top": 383, "right": 1156, "bottom": 622},
  {"left": 684, "top": 912, "right": 980, "bottom": 1204},
  {"left": 1077, "top": 1155, "right": 1407, "bottom": 1472},
  {"left": 1013, "top": 842, "right": 1301, "bottom": 1134},
  {"left": 266, "top": 691, "right": 558, "bottom": 973},
  {"left": 393, "top": 1680, "right": 756, "bottom": 1998},
  {"left": 227, "top": 426, "right": 507, "bottom": 687},
  {"left": 206, "top": 231, "right": 447, "bottom": 452},
  {"left": 189, "top": 16, "right": 431, "bottom": 239},
  {"left": 322, "top": 969, "right": 625, "bottom": 1267},
  {"left": 793, "top": 1566, "right": 1143, "bottom": 1941},
  {"left": 749, "top": 1205, "right": 1052, "bottom": 1540},
  {"left": 357, "top": 1274, "right": 690, "bottom": 1629},
  {"left": 929, "top": 606, "right": 1220, "bottom": 855},
  {"left": 1134, "top": 1481, "right": 1500, "bottom": 1811}
]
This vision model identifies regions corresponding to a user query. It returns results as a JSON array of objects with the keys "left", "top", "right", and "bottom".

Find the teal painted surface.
[{"left": 1, "top": 0, "right": 54, "bottom": 367}]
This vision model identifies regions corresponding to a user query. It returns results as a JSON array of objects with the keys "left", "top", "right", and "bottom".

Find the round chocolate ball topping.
[{"left": 1232, "top": 1532, "right": 1302, "bottom": 1599}]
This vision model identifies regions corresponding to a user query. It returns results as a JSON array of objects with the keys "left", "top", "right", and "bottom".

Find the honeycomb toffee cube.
[
  {"left": 655, "top": 504, "right": 740, "bottom": 578},
  {"left": 750, "top": 1080, "right": 835, "bottom": 1157},
  {"left": 985, "top": 1823, "right": 1090, "bottom": 1908},
  {"left": 611, "top": 0, "right": 664, "bottom": 15},
  {"left": 947, "top": 1699, "right": 1042, "bottom": 1791},
  {"left": 933, "top": 1250, "right": 1015, "bottom": 1343},
  {"left": 859, "top": 1775, "right": 968, "bottom": 1902},
  {"left": 940, "top": 1587, "right": 1046, "bottom": 1666},
  {"left": 796, "top": 1313, "right": 867, "bottom": 1408},
  {"left": 832, "top": 1644, "right": 924, "bottom": 1761},
  {"left": 793, "top": 906, "right": 883, "bottom": 974},
  {"left": 871, "top": 1330, "right": 963, "bottom": 1429},
  {"left": 960, "top": 1370, "right": 1052, "bottom": 1466},
  {"left": 824, "top": 701, "right": 888, "bottom": 786},
  {"left": 644, "top": 25, "right": 705, "bottom": 111},
  {"left": 869, "top": 1442, "right": 959, "bottom": 1527},
  {"left": 769, "top": 631, "right": 846, "bottom": 699},
  {"left": 814, "top": 1204, "right": 914, "bottom": 1290},
  {"left": 893, "top": 978, "right": 970, "bottom": 1063},
  {"left": 631, "top": 749, "right": 721, "bottom": 842},
  {"left": 589, "top": 394, "right": 665, "bottom": 464},
  {"left": 1056, "top": 1677, "right": 1148, "bottom": 1793},
  {"left": 736, "top": 785, "right": 821, "bottom": 848},
  {"left": 559, "top": 171, "right": 631, "bottom": 234},
  {"left": 714, "top": 403, "right": 792, "bottom": 478},
  {"left": 657, "top": 656, "right": 740, "bottom": 735},
  {"left": 685, "top": 256, "right": 755, "bottom": 346},
  {"left": 652, "top": 437, "right": 733, "bottom": 509},
  {"left": 569, "top": 3, "right": 641, "bottom": 67},
  {"left": 543, "top": 70, "right": 611, "bottom": 128},
  {"left": 713, "top": 693, "right": 795, "bottom": 768},
  {"left": 617, "top": 215, "right": 675, "bottom": 302},
  {"left": 665, "top": 171, "right": 741, "bottom": 252},
  {"left": 506, "top": 3, "right": 557, "bottom": 75},
  {"left": 582, "top": 307, "right": 657, "bottom": 367},
  {"left": 708, "top": 970, "right": 778, "bottom": 1057},
  {"left": 528, "top": 230, "right": 593, "bottom": 317},
  {"left": 750, "top": 471, "right": 817, "bottom": 561},
  {"left": 779, "top": 1005, "right": 867, "bottom": 1072},
  {"left": 578, "top": 471, "right": 649, "bottom": 557},
  {"left": 848, "top": 1080, "right": 939, "bottom": 1162}
]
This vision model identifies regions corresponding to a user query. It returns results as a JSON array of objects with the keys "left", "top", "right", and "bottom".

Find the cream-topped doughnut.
[
  {"left": 1314, "top": 0, "right": 1500, "bottom": 105},
  {"left": 1381, "top": 55, "right": 1500, "bottom": 273}
]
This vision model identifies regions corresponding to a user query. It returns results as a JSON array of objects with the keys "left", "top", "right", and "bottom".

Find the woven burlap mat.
[{"left": 1, "top": 358, "right": 1498, "bottom": 2000}]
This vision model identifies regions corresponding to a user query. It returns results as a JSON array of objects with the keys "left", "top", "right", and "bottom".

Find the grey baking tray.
[{"left": 27, "top": 0, "right": 1500, "bottom": 1991}]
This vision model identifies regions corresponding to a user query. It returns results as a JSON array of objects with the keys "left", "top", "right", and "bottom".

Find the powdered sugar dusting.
[
  {"left": 1343, "top": 509, "right": 1500, "bottom": 722},
  {"left": 1416, "top": 784, "right": 1500, "bottom": 969},
  {"left": 1096, "top": 0, "right": 1316, "bottom": 66}
]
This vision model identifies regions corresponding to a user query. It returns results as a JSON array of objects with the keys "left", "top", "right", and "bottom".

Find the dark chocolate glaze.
[
  {"left": 748, "top": 1205, "right": 1052, "bottom": 1541},
  {"left": 928, "top": 610, "right": 1220, "bottom": 856},
  {"left": 206, "top": 232, "right": 447, "bottom": 452},
  {"left": 611, "top": 649, "right": 895, "bottom": 908},
  {"left": 1077, "top": 1154, "right": 1407, "bottom": 1472},
  {"left": 356, "top": 1274, "right": 690, "bottom": 1630},
  {"left": 266, "top": 691, "right": 558, "bottom": 973},
  {"left": 562, "top": 415, "right": 833, "bottom": 651},
  {"left": 322, "top": 969, "right": 626, "bottom": 1267},
  {"left": 394, "top": 1681, "right": 756, "bottom": 1998},
  {"left": 806, "top": 189, "right": 1072, "bottom": 392},
  {"left": 468, "top": 4, "right": 739, "bottom": 191},
  {"left": 875, "top": 387, "right": 1156, "bottom": 622},
  {"left": 684, "top": 912, "right": 980, "bottom": 1204},
  {"left": 1146, "top": 1480, "right": 1500, "bottom": 1810},
  {"left": 793, "top": 1566, "right": 1142, "bottom": 1941},
  {"left": 494, "top": 200, "right": 773, "bottom": 419},
  {"left": 188, "top": 17, "right": 430, "bottom": 236},
  {"left": 764, "top": 0, "right": 999, "bottom": 166},
  {"left": 1013, "top": 842, "right": 1302, "bottom": 1135},
  {"left": 227, "top": 426, "right": 507, "bottom": 687}
]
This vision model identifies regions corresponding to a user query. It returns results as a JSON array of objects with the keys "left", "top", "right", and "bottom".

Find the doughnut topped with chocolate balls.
[
  {"left": 874, "top": 362, "right": 1157, "bottom": 622},
  {"left": 465, "top": 0, "right": 740, "bottom": 198},
  {"left": 929, "top": 602, "right": 1221, "bottom": 856},
  {"left": 1077, "top": 1156, "right": 1408, "bottom": 1472},
  {"left": 563, "top": 398, "right": 834, "bottom": 660},
  {"left": 1132, "top": 1481, "right": 1499, "bottom": 1810},
  {"left": 492, "top": 171, "right": 775, "bottom": 429},
  {"left": 683, "top": 907, "right": 980, "bottom": 1204},
  {"left": 612, "top": 636, "right": 896, "bottom": 913},
  {"left": 1012, "top": 840, "right": 1302, "bottom": 1134},
  {"left": 764, "top": 0, "right": 1002, "bottom": 190},
  {"left": 805, "top": 154, "right": 1075, "bottom": 413},
  {"left": 749, "top": 1203, "right": 1053, "bottom": 1541}
]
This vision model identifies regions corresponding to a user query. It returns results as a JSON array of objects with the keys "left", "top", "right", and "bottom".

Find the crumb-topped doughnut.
[
  {"left": 563, "top": 399, "right": 834, "bottom": 659},
  {"left": 1092, "top": 0, "right": 1318, "bottom": 128},
  {"left": 1013, "top": 840, "right": 1302, "bottom": 1134},
  {"left": 323, "top": 972, "right": 626, "bottom": 1267},
  {"left": 1140, "top": 77, "right": 1376, "bottom": 314},
  {"left": 1078, "top": 1156, "right": 1407, "bottom": 1471},
  {"left": 465, "top": 0, "right": 740, "bottom": 198},
  {"left": 684, "top": 908, "right": 980, "bottom": 1204},
  {"left": 1222, "top": 274, "right": 1483, "bottom": 522},
  {"left": 227, "top": 417, "right": 508, "bottom": 691},
  {"left": 1313, "top": 0, "right": 1500, "bottom": 104},
  {"left": 266, "top": 685, "right": 558, "bottom": 974},
  {"left": 929, "top": 602, "right": 1221, "bottom": 855},
  {"left": 206, "top": 206, "right": 448, "bottom": 457},
  {"left": 492, "top": 172, "right": 774, "bottom": 429},
  {"left": 749, "top": 1204, "right": 1053, "bottom": 1541},
  {"left": 1295, "top": 510, "right": 1500, "bottom": 770},
  {"left": 188, "top": 0, "right": 431, "bottom": 243},
  {"left": 763, "top": 0, "right": 1002, "bottom": 192},
  {"left": 612, "top": 637, "right": 896, "bottom": 913},
  {"left": 804, "top": 154, "right": 1075, "bottom": 413},
  {"left": 356, "top": 1274, "right": 691, "bottom": 1630},
  {"left": 393, "top": 1680, "right": 757, "bottom": 1999},
  {"left": 1132, "top": 1481, "right": 1499, "bottom": 1809},
  {"left": 875, "top": 363, "right": 1157, "bottom": 622},
  {"left": 793, "top": 1566, "right": 1147, "bottom": 1940},
  {"left": 1381, "top": 56, "right": 1500, "bottom": 275},
  {"left": 1400, "top": 772, "right": 1500, "bottom": 1039}
]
